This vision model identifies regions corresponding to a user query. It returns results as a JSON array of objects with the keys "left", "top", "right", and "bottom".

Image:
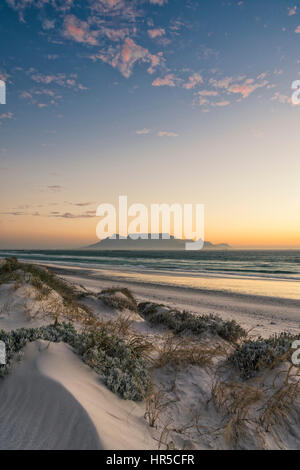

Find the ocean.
[{"left": 0, "top": 249, "right": 300, "bottom": 300}]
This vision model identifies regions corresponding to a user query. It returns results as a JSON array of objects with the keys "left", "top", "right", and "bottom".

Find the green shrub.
[
  {"left": 138, "top": 302, "right": 246, "bottom": 342},
  {"left": 229, "top": 332, "right": 300, "bottom": 379},
  {"left": 99, "top": 288, "right": 138, "bottom": 312},
  {"left": 0, "top": 322, "right": 148, "bottom": 401}
]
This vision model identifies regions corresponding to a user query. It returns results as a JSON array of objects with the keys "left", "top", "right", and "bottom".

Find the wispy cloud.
[
  {"left": 158, "top": 131, "right": 178, "bottom": 137},
  {"left": 211, "top": 100, "right": 230, "bottom": 107},
  {"left": 28, "top": 70, "right": 87, "bottom": 92},
  {"left": 47, "top": 185, "right": 63, "bottom": 191},
  {"left": 51, "top": 211, "right": 96, "bottom": 219},
  {"left": 210, "top": 75, "right": 268, "bottom": 99},
  {"left": 91, "top": 38, "right": 162, "bottom": 78},
  {"left": 228, "top": 79, "right": 268, "bottom": 99},
  {"left": 288, "top": 6, "right": 297, "bottom": 16},
  {"left": 1, "top": 210, "right": 40, "bottom": 217},
  {"left": 149, "top": 0, "right": 168, "bottom": 5},
  {"left": 68, "top": 201, "right": 96, "bottom": 206},
  {"left": 42, "top": 19, "right": 55, "bottom": 30},
  {"left": 47, "top": 54, "right": 59, "bottom": 60},
  {"left": 63, "top": 15, "right": 98, "bottom": 45},
  {"left": 198, "top": 90, "right": 218, "bottom": 97},
  {"left": 6, "top": 0, "right": 74, "bottom": 22},
  {"left": 20, "top": 88, "right": 62, "bottom": 107},
  {"left": 183, "top": 73, "right": 203, "bottom": 90},
  {"left": 0, "top": 208, "right": 96, "bottom": 219},
  {"left": 148, "top": 28, "right": 166, "bottom": 39},
  {"left": 136, "top": 128, "right": 152, "bottom": 135},
  {"left": 152, "top": 73, "right": 176, "bottom": 87},
  {"left": 0, "top": 112, "right": 13, "bottom": 120},
  {"left": 271, "top": 92, "right": 292, "bottom": 105}
]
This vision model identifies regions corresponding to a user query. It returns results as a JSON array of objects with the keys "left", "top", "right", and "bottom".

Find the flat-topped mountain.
[{"left": 85, "top": 234, "right": 230, "bottom": 250}]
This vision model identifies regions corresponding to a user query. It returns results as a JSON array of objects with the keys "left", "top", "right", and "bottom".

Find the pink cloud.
[
  {"left": 198, "top": 90, "right": 218, "bottom": 96},
  {"left": 20, "top": 91, "right": 33, "bottom": 99},
  {"left": 158, "top": 131, "right": 178, "bottom": 137},
  {"left": 102, "top": 0, "right": 123, "bottom": 7},
  {"left": 0, "top": 112, "right": 13, "bottom": 120},
  {"left": 136, "top": 128, "right": 152, "bottom": 135},
  {"left": 63, "top": 15, "right": 98, "bottom": 46},
  {"left": 295, "top": 25, "right": 300, "bottom": 33},
  {"left": 212, "top": 100, "right": 230, "bottom": 107},
  {"left": 90, "top": 0, "right": 138, "bottom": 20},
  {"left": 102, "top": 28, "right": 128, "bottom": 41},
  {"left": 147, "top": 52, "right": 163, "bottom": 74},
  {"left": 183, "top": 73, "right": 203, "bottom": 90},
  {"left": 148, "top": 28, "right": 166, "bottom": 39},
  {"left": 210, "top": 76, "right": 234, "bottom": 89},
  {"left": 92, "top": 38, "right": 162, "bottom": 78},
  {"left": 149, "top": 0, "right": 168, "bottom": 5},
  {"left": 210, "top": 76, "right": 268, "bottom": 99},
  {"left": 29, "top": 71, "right": 87, "bottom": 92},
  {"left": 6, "top": 0, "right": 74, "bottom": 22},
  {"left": 288, "top": 6, "right": 297, "bottom": 15},
  {"left": 152, "top": 73, "right": 176, "bottom": 87},
  {"left": 228, "top": 78, "right": 267, "bottom": 98},
  {"left": 271, "top": 92, "right": 292, "bottom": 105}
]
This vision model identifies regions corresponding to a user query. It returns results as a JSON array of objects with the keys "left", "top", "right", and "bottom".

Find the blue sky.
[{"left": 1, "top": 0, "right": 300, "bottom": 248}]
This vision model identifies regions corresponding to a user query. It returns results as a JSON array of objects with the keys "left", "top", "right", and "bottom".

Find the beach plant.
[
  {"left": 144, "top": 386, "right": 174, "bottom": 428},
  {"left": 258, "top": 365, "right": 300, "bottom": 431},
  {"left": 99, "top": 287, "right": 138, "bottom": 312},
  {"left": 209, "top": 379, "right": 262, "bottom": 447},
  {"left": 0, "top": 258, "right": 76, "bottom": 305},
  {"left": 0, "top": 258, "right": 95, "bottom": 325},
  {"left": 0, "top": 322, "right": 148, "bottom": 401},
  {"left": 154, "top": 334, "right": 226, "bottom": 369},
  {"left": 229, "top": 332, "right": 300, "bottom": 379},
  {"left": 138, "top": 302, "right": 246, "bottom": 342}
]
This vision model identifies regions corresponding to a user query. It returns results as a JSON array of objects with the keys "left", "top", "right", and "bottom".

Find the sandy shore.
[
  {"left": 50, "top": 264, "right": 300, "bottom": 338},
  {"left": 0, "top": 258, "right": 299, "bottom": 450}
]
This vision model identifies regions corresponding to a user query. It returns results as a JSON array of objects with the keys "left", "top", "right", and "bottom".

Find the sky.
[{"left": 0, "top": 0, "right": 300, "bottom": 249}]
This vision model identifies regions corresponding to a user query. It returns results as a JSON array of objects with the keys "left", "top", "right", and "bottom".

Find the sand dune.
[
  {"left": 36, "top": 340, "right": 155, "bottom": 450},
  {"left": 0, "top": 340, "right": 154, "bottom": 450},
  {"left": 0, "top": 341, "right": 102, "bottom": 450}
]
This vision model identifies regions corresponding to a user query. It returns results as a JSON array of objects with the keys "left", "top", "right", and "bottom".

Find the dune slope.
[{"left": 0, "top": 341, "right": 102, "bottom": 450}]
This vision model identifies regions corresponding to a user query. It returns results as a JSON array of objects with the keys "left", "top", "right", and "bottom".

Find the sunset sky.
[{"left": 1, "top": 0, "right": 300, "bottom": 249}]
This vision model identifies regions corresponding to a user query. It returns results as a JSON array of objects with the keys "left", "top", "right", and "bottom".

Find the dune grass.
[
  {"left": 99, "top": 287, "right": 138, "bottom": 312},
  {"left": 0, "top": 257, "right": 76, "bottom": 305},
  {"left": 138, "top": 302, "right": 246, "bottom": 343}
]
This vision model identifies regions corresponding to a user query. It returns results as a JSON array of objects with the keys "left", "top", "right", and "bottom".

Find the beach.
[
  {"left": 47, "top": 263, "right": 300, "bottom": 339},
  {"left": 0, "top": 249, "right": 299, "bottom": 338},
  {"left": 0, "top": 257, "right": 299, "bottom": 450}
]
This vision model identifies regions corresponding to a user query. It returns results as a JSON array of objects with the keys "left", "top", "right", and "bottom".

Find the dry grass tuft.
[
  {"left": 144, "top": 385, "right": 175, "bottom": 428},
  {"left": 154, "top": 335, "right": 225, "bottom": 369},
  {"left": 259, "top": 366, "right": 300, "bottom": 431},
  {"left": 126, "top": 334, "right": 154, "bottom": 362},
  {"left": 99, "top": 287, "right": 138, "bottom": 312},
  {"left": 107, "top": 314, "right": 133, "bottom": 336},
  {"left": 210, "top": 379, "right": 262, "bottom": 446}
]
